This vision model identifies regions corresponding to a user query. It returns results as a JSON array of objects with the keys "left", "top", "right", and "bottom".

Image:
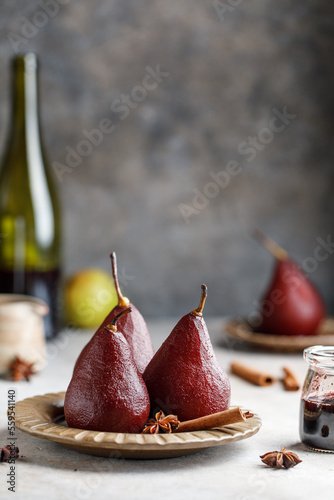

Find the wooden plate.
[
  {"left": 224, "top": 317, "right": 334, "bottom": 352},
  {"left": 14, "top": 392, "right": 261, "bottom": 460}
]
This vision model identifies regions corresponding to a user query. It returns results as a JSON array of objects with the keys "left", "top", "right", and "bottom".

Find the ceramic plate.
[
  {"left": 224, "top": 317, "right": 334, "bottom": 352},
  {"left": 14, "top": 392, "right": 261, "bottom": 460}
]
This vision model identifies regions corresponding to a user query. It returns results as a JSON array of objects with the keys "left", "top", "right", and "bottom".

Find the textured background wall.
[{"left": 0, "top": 0, "right": 333, "bottom": 317}]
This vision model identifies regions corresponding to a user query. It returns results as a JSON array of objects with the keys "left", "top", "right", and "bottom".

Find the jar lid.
[{"left": 304, "top": 345, "right": 334, "bottom": 369}]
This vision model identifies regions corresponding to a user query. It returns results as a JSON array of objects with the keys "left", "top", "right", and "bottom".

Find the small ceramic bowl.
[{"left": 0, "top": 294, "right": 48, "bottom": 375}]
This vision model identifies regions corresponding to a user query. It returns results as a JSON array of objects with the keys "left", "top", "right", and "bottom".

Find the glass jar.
[{"left": 299, "top": 345, "right": 334, "bottom": 453}]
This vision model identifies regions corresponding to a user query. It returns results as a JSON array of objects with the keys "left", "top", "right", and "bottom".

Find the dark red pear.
[
  {"left": 254, "top": 229, "right": 326, "bottom": 336},
  {"left": 143, "top": 285, "right": 231, "bottom": 421},
  {"left": 64, "top": 308, "right": 150, "bottom": 433},
  {"left": 98, "top": 252, "right": 154, "bottom": 374}
]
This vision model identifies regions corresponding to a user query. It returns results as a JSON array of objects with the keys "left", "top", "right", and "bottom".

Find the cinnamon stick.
[
  {"left": 230, "top": 361, "right": 275, "bottom": 386},
  {"left": 282, "top": 366, "right": 300, "bottom": 391},
  {"left": 174, "top": 407, "right": 253, "bottom": 433}
]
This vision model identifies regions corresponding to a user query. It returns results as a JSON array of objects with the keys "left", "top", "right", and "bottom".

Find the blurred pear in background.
[{"left": 64, "top": 269, "right": 118, "bottom": 328}]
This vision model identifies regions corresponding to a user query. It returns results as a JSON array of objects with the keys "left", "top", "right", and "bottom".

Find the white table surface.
[{"left": 0, "top": 318, "right": 333, "bottom": 500}]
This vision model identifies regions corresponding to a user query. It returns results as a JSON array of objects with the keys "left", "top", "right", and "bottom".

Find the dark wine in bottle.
[{"left": 0, "top": 53, "right": 61, "bottom": 339}]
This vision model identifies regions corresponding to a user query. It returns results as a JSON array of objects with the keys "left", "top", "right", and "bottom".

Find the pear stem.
[
  {"left": 192, "top": 284, "right": 207, "bottom": 317},
  {"left": 252, "top": 229, "right": 288, "bottom": 261},
  {"left": 105, "top": 307, "right": 132, "bottom": 332},
  {"left": 110, "top": 252, "right": 130, "bottom": 307}
]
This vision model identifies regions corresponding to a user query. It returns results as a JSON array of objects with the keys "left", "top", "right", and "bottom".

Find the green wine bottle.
[{"left": 0, "top": 53, "right": 61, "bottom": 339}]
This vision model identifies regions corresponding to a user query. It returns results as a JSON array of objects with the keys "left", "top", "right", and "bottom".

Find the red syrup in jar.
[{"left": 300, "top": 392, "right": 334, "bottom": 451}]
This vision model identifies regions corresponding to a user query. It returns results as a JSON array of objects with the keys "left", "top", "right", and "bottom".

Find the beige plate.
[
  {"left": 224, "top": 317, "right": 334, "bottom": 352},
  {"left": 14, "top": 392, "right": 261, "bottom": 460}
]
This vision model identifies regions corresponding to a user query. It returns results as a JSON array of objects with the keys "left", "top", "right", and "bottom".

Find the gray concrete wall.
[{"left": 0, "top": 1, "right": 333, "bottom": 317}]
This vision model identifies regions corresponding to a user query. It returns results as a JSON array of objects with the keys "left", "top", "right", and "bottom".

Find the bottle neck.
[
  {"left": 5, "top": 54, "right": 56, "bottom": 252},
  {"left": 10, "top": 53, "right": 42, "bottom": 151}
]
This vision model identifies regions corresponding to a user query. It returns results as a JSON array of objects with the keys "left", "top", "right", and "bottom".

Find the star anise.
[
  {"left": 142, "top": 411, "right": 180, "bottom": 434},
  {"left": 0, "top": 445, "right": 19, "bottom": 462},
  {"left": 260, "top": 447, "right": 302, "bottom": 469},
  {"left": 8, "top": 356, "right": 36, "bottom": 382}
]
